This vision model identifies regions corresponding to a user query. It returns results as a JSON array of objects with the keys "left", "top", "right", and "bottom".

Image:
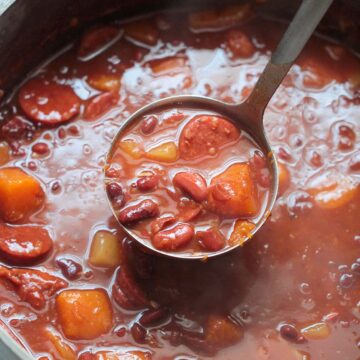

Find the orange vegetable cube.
[
  {"left": 56, "top": 289, "right": 113, "bottom": 340},
  {"left": 119, "top": 139, "right": 144, "bottom": 159},
  {"left": 207, "top": 163, "right": 259, "bottom": 217},
  {"left": 278, "top": 162, "right": 290, "bottom": 194},
  {"left": 229, "top": 220, "right": 255, "bottom": 246},
  {"left": 0, "top": 167, "right": 45, "bottom": 223},
  {"left": 306, "top": 170, "right": 358, "bottom": 209},
  {"left": 146, "top": 142, "right": 178, "bottom": 163},
  {"left": 204, "top": 315, "right": 243, "bottom": 348},
  {"left": 46, "top": 328, "right": 76, "bottom": 360},
  {"left": 87, "top": 73, "right": 121, "bottom": 92},
  {"left": 0, "top": 142, "right": 10, "bottom": 165}
]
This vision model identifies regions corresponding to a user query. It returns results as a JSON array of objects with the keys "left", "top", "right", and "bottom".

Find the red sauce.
[{"left": 0, "top": 4, "right": 359, "bottom": 360}]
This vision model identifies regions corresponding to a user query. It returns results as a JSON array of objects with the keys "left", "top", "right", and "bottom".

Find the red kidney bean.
[
  {"left": 131, "top": 322, "right": 147, "bottom": 343},
  {"left": 337, "top": 124, "right": 356, "bottom": 150},
  {"left": 151, "top": 216, "right": 176, "bottom": 234},
  {"left": 139, "top": 308, "right": 167, "bottom": 327},
  {"left": 211, "top": 182, "right": 234, "bottom": 201},
  {"left": 279, "top": 324, "right": 306, "bottom": 343},
  {"left": 0, "top": 223, "right": 53, "bottom": 264},
  {"left": 114, "top": 326, "right": 127, "bottom": 337},
  {"left": 136, "top": 174, "right": 159, "bottom": 191},
  {"left": 118, "top": 199, "right": 159, "bottom": 225},
  {"left": 106, "top": 182, "right": 126, "bottom": 209},
  {"left": 32, "top": 142, "right": 50, "bottom": 155},
  {"left": 152, "top": 223, "right": 194, "bottom": 250},
  {"left": 51, "top": 180, "right": 61, "bottom": 193},
  {"left": 173, "top": 171, "right": 208, "bottom": 202},
  {"left": 196, "top": 228, "right": 225, "bottom": 251},
  {"left": 141, "top": 115, "right": 158, "bottom": 134},
  {"left": 56, "top": 257, "right": 82, "bottom": 280}
]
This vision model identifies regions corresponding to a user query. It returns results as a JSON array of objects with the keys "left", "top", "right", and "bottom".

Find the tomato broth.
[{"left": 0, "top": 4, "right": 359, "bottom": 360}]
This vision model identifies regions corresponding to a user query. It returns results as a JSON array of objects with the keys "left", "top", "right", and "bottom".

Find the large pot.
[{"left": 0, "top": 0, "right": 358, "bottom": 359}]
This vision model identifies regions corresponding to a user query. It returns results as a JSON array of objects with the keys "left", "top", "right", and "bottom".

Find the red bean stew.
[
  {"left": 0, "top": 3, "right": 359, "bottom": 360},
  {"left": 106, "top": 108, "right": 271, "bottom": 255}
]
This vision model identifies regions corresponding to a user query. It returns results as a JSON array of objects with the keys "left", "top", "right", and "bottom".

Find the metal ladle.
[{"left": 106, "top": 0, "right": 334, "bottom": 259}]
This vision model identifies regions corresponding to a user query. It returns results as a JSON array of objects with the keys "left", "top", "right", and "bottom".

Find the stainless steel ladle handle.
[{"left": 243, "top": 0, "right": 334, "bottom": 119}]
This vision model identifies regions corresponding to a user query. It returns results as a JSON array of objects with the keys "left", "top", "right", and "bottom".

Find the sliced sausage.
[
  {"left": 179, "top": 115, "right": 240, "bottom": 160},
  {"left": 0, "top": 223, "right": 52, "bottom": 264},
  {"left": 18, "top": 77, "right": 80, "bottom": 125}
]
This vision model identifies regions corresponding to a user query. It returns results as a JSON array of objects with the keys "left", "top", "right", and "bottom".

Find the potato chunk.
[
  {"left": 146, "top": 142, "right": 178, "bottom": 163},
  {"left": 56, "top": 289, "right": 113, "bottom": 340},
  {"left": 207, "top": 163, "right": 259, "bottom": 217},
  {"left": 89, "top": 230, "right": 122, "bottom": 268},
  {"left": 0, "top": 167, "right": 45, "bottom": 223},
  {"left": 229, "top": 220, "right": 255, "bottom": 246}
]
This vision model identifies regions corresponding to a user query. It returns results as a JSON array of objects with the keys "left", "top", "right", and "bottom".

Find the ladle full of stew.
[{"left": 105, "top": 0, "right": 334, "bottom": 259}]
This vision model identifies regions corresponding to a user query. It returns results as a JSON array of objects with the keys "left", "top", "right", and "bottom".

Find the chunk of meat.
[
  {"left": 179, "top": 115, "right": 240, "bottom": 160},
  {"left": 78, "top": 26, "right": 121, "bottom": 60},
  {"left": 56, "top": 289, "right": 113, "bottom": 340},
  {"left": 0, "top": 265, "right": 67, "bottom": 309},
  {"left": 207, "top": 163, "right": 259, "bottom": 217},
  {"left": 0, "top": 167, "right": 45, "bottom": 223},
  {"left": 18, "top": 77, "right": 80, "bottom": 125},
  {"left": 152, "top": 223, "right": 194, "bottom": 251},
  {"left": 0, "top": 223, "right": 52, "bottom": 264},
  {"left": 204, "top": 315, "right": 243, "bottom": 349}
]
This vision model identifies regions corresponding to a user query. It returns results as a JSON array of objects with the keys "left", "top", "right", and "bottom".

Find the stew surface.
[{"left": 0, "top": 4, "right": 359, "bottom": 360}]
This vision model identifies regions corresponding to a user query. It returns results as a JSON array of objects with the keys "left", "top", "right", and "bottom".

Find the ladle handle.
[{"left": 244, "top": 0, "right": 334, "bottom": 119}]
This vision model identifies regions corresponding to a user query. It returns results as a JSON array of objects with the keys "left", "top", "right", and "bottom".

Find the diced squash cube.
[
  {"left": 119, "top": 139, "right": 144, "bottom": 159},
  {"left": 301, "top": 322, "right": 330, "bottom": 340},
  {"left": 207, "top": 163, "right": 259, "bottom": 217},
  {"left": 278, "top": 162, "right": 290, "bottom": 194},
  {"left": 56, "top": 289, "right": 113, "bottom": 340},
  {"left": 89, "top": 230, "right": 122, "bottom": 268},
  {"left": 124, "top": 20, "right": 159, "bottom": 46},
  {"left": 0, "top": 142, "right": 10, "bottom": 165},
  {"left": 0, "top": 167, "right": 45, "bottom": 223},
  {"left": 46, "top": 328, "right": 76, "bottom": 360},
  {"left": 306, "top": 170, "right": 358, "bottom": 209},
  {"left": 229, "top": 220, "right": 255, "bottom": 246},
  {"left": 204, "top": 315, "right": 243, "bottom": 348},
  {"left": 146, "top": 142, "right": 178, "bottom": 163},
  {"left": 189, "top": 4, "right": 252, "bottom": 31},
  {"left": 87, "top": 73, "right": 121, "bottom": 92}
]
